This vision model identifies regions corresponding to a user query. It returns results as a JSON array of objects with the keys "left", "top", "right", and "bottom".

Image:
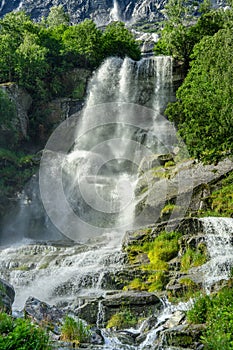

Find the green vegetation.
[
  {"left": 61, "top": 316, "right": 91, "bottom": 346},
  {"left": 198, "top": 171, "right": 233, "bottom": 218},
  {"left": 106, "top": 309, "right": 137, "bottom": 330},
  {"left": 145, "top": 231, "right": 181, "bottom": 270},
  {"left": 0, "top": 8, "right": 140, "bottom": 101},
  {"left": 0, "top": 89, "right": 17, "bottom": 133},
  {"left": 160, "top": 203, "right": 181, "bottom": 219},
  {"left": 154, "top": 0, "right": 224, "bottom": 70},
  {"left": 0, "top": 313, "right": 51, "bottom": 350},
  {"left": 155, "top": 0, "right": 233, "bottom": 162},
  {"left": 0, "top": 148, "right": 36, "bottom": 215},
  {"left": 181, "top": 245, "right": 207, "bottom": 272},
  {"left": 124, "top": 231, "right": 181, "bottom": 292},
  {"left": 0, "top": 7, "right": 141, "bottom": 206},
  {"left": 187, "top": 287, "right": 233, "bottom": 349}
]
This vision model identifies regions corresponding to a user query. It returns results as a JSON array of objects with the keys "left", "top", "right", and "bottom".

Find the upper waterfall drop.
[
  {"left": 59, "top": 55, "right": 176, "bottom": 241},
  {"left": 110, "top": 0, "right": 121, "bottom": 21},
  {"left": 0, "top": 55, "right": 176, "bottom": 246}
]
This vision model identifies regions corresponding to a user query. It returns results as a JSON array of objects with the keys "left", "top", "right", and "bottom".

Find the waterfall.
[
  {"left": 200, "top": 217, "right": 233, "bottom": 291},
  {"left": 39, "top": 56, "right": 176, "bottom": 243},
  {"left": 0, "top": 56, "right": 176, "bottom": 311},
  {"left": 110, "top": 0, "right": 121, "bottom": 21},
  {"left": 0, "top": 56, "right": 233, "bottom": 349}
]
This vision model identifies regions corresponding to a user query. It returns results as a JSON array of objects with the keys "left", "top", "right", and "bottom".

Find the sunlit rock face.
[
  {"left": 0, "top": 0, "right": 161, "bottom": 24},
  {"left": 0, "top": 0, "right": 227, "bottom": 25}
]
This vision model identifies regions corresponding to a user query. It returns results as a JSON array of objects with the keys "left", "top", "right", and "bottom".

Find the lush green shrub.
[
  {"left": 166, "top": 26, "right": 233, "bottom": 162},
  {"left": 124, "top": 231, "right": 181, "bottom": 292},
  {"left": 0, "top": 313, "right": 51, "bottom": 350},
  {"left": 145, "top": 231, "right": 181, "bottom": 269},
  {"left": 0, "top": 313, "right": 14, "bottom": 334},
  {"left": 61, "top": 316, "right": 91, "bottom": 345},
  {"left": 154, "top": 0, "right": 225, "bottom": 69},
  {"left": 106, "top": 309, "right": 137, "bottom": 330},
  {"left": 181, "top": 246, "right": 207, "bottom": 272},
  {"left": 187, "top": 288, "right": 233, "bottom": 349},
  {"left": 101, "top": 22, "right": 141, "bottom": 61}
]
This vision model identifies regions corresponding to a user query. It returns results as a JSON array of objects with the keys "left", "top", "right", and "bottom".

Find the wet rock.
[
  {"left": 123, "top": 218, "right": 206, "bottom": 250},
  {"left": 138, "top": 315, "right": 158, "bottom": 333},
  {"left": 90, "top": 328, "right": 104, "bottom": 345},
  {"left": 102, "top": 291, "right": 162, "bottom": 324},
  {"left": 24, "top": 296, "right": 64, "bottom": 330},
  {"left": 134, "top": 158, "right": 233, "bottom": 224},
  {"left": 74, "top": 298, "right": 100, "bottom": 325},
  {"left": 0, "top": 83, "right": 32, "bottom": 145},
  {"left": 0, "top": 278, "right": 15, "bottom": 313},
  {"left": 138, "top": 153, "right": 174, "bottom": 174},
  {"left": 164, "top": 311, "right": 185, "bottom": 329},
  {"left": 112, "top": 330, "right": 138, "bottom": 345},
  {"left": 162, "top": 324, "right": 205, "bottom": 349}
]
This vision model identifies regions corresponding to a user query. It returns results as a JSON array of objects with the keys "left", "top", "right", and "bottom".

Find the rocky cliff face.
[
  {"left": 0, "top": 0, "right": 175, "bottom": 25},
  {"left": 0, "top": 0, "right": 226, "bottom": 25},
  {"left": 0, "top": 83, "right": 32, "bottom": 146}
]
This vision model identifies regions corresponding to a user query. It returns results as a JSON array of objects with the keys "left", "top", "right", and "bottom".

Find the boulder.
[
  {"left": 101, "top": 291, "right": 162, "bottom": 325},
  {"left": 134, "top": 158, "right": 233, "bottom": 226},
  {"left": 74, "top": 298, "right": 100, "bottom": 325},
  {"left": 0, "top": 278, "right": 15, "bottom": 313},
  {"left": 164, "top": 311, "right": 185, "bottom": 329},
  {"left": 24, "top": 296, "right": 64, "bottom": 331},
  {"left": 75, "top": 291, "right": 162, "bottom": 327},
  {"left": 161, "top": 324, "right": 205, "bottom": 349}
]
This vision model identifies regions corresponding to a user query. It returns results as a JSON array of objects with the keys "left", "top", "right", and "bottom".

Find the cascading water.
[
  {"left": 110, "top": 0, "right": 121, "bottom": 21},
  {"left": 0, "top": 56, "right": 175, "bottom": 310},
  {"left": 199, "top": 217, "right": 233, "bottom": 291},
  {"left": 0, "top": 56, "right": 233, "bottom": 349}
]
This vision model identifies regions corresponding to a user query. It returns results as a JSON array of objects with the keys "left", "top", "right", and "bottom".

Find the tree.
[
  {"left": 101, "top": 22, "right": 141, "bottom": 61},
  {"left": 154, "top": 0, "right": 224, "bottom": 70},
  {"left": 166, "top": 27, "right": 233, "bottom": 162},
  {"left": 0, "top": 34, "right": 18, "bottom": 82},
  {"left": 15, "top": 33, "right": 49, "bottom": 96},
  {"left": 45, "top": 5, "right": 70, "bottom": 27},
  {"left": 0, "top": 11, "right": 35, "bottom": 39},
  {"left": 62, "top": 19, "right": 102, "bottom": 67},
  {"left": 0, "top": 89, "right": 16, "bottom": 126}
]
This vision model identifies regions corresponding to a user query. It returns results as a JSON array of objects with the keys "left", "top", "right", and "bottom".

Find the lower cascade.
[{"left": 0, "top": 56, "right": 233, "bottom": 349}]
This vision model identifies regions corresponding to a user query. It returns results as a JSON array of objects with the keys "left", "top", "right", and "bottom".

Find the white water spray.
[{"left": 200, "top": 217, "right": 233, "bottom": 291}]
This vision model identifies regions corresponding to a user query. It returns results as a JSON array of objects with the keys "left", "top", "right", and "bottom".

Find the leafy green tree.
[
  {"left": 154, "top": 0, "right": 224, "bottom": 70},
  {"left": 0, "top": 11, "right": 36, "bottom": 38},
  {"left": 0, "top": 89, "right": 16, "bottom": 127},
  {"left": 45, "top": 5, "right": 70, "bottom": 27},
  {"left": 0, "top": 11, "right": 37, "bottom": 83},
  {"left": 0, "top": 34, "right": 18, "bottom": 82},
  {"left": 62, "top": 19, "right": 102, "bottom": 67},
  {"left": 15, "top": 33, "right": 49, "bottom": 96},
  {"left": 166, "top": 27, "right": 233, "bottom": 162},
  {"left": 101, "top": 22, "right": 141, "bottom": 61}
]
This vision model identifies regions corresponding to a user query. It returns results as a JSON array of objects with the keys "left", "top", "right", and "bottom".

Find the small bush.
[
  {"left": 0, "top": 314, "right": 51, "bottom": 350},
  {"left": 124, "top": 278, "right": 147, "bottom": 291},
  {"left": 0, "top": 313, "right": 14, "bottom": 334},
  {"left": 147, "top": 271, "right": 168, "bottom": 292},
  {"left": 187, "top": 295, "right": 211, "bottom": 324},
  {"left": 181, "top": 246, "right": 207, "bottom": 272},
  {"left": 187, "top": 288, "right": 233, "bottom": 349},
  {"left": 146, "top": 231, "right": 181, "bottom": 268},
  {"left": 125, "top": 231, "right": 181, "bottom": 292},
  {"left": 106, "top": 309, "right": 137, "bottom": 330},
  {"left": 61, "top": 316, "right": 91, "bottom": 345}
]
